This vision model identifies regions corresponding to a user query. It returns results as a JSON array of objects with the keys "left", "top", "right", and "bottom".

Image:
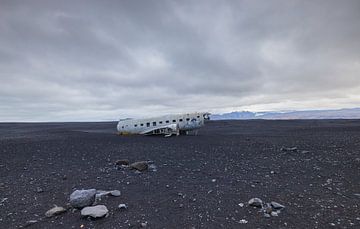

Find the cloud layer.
[{"left": 1, "top": 0, "right": 359, "bottom": 121}]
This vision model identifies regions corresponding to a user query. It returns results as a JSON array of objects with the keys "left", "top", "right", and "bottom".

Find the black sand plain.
[{"left": 0, "top": 120, "right": 359, "bottom": 229}]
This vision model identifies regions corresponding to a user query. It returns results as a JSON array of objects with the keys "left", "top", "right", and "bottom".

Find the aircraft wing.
[{"left": 140, "top": 124, "right": 179, "bottom": 136}]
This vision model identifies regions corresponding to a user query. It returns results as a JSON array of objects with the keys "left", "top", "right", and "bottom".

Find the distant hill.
[{"left": 211, "top": 108, "right": 360, "bottom": 120}]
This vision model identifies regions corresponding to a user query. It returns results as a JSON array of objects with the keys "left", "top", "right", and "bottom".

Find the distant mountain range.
[{"left": 211, "top": 108, "right": 360, "bottom": 120}]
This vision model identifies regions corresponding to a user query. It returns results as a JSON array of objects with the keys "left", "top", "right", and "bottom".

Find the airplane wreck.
[{"left": 117, "top": 112, "right": 210, "bottom": 137}]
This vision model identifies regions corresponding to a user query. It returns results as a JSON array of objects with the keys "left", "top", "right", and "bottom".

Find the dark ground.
[{"left": 0, "top": 120, "right": 359, "bottom": 229}]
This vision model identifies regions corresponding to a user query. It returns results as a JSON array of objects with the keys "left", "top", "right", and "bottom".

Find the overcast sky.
[{"left": 0, "top": 0, "right": 359, "bottom": 121}]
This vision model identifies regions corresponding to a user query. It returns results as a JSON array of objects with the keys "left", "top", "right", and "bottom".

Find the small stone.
[
  {"left": 271, "top": 201, "right": 285, "bottom": 210},
  {"left": 36, "top": 187, "right": 44, "bottom": 193},
  {"left": 45, "top": 206, "right": 66, "bottom": 218},
  {"left": 238, "top": 203, "right": 244, "bottom": 207},
  {"left": 140, "top": 222, "right": 148, "bottom": 227},
  {"left": 211, "top": 179, "right": 216, "bottom": 182},
  {"left": 281, "top": 147, "right": 298, "bottom": 152},
  {"left": 118, "top": 204, "right": 128, "bottom": 209},
  {"left": 239, "top": 219, "right": 248, "bottom": 224},
  {"left": 81, "top": 205, "right": 108, "bottom": 218},
  {"left": 265, "top": 206, "right": 272, "bottom": 214},
  {"left": 248, "top": 198, "right": 263, "bottom": 208},
  {"left": 264, "top": 213, "right": 271, "bottom": 218},
  {"left": 70, "top": 189, "right": 97, "bottom": 209},
  {"left": 96, "top": 190, "right": 111, "bottom": 199},
  {"left": 130, "top": 161, "right": 148, "bottom": 171},
  {"left": 115, "top": 159, "right": 129, "bottom": 166},
  {"left": 110, "top": 190, "right": 121, "bottom": 197},
  {"left": 271, "top": 211, "right": 278, "bottom": 217},
  {"left": 25, "top": 220, "right": 38, "bottom": 226}
]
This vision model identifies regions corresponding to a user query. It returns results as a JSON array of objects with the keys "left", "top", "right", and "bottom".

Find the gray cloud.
[{"left": 0, "top": 0, "right": 359, "bottom": 121}]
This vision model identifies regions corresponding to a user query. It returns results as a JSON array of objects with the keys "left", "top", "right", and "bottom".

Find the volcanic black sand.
[{"left": 0, "top": 120, "right": 359, "bottom": 229}]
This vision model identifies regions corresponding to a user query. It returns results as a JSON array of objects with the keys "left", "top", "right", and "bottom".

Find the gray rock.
[
  {"left": 118, "top": 203, "right": 128, "bottom": 209},
  {"left": 281, "top": 147, "right": 298, "bottom": 152},
  {"left": 115, "top": 159, "right": 129, "bottom": 166},
  {"left": 271, "top": 201, "right": 285, "bottom": 210},
  {"left": 264, "top": 213, "right": 271, "bottom": 218},
  {"left": 25, "top": 220, "right": 38, "bottom": 227},
  {"left": 130, "top": 161, "right": 148, "bottom": 171},
  {"left": 140, "top": 222, "right": 148, "bottom": 227},
  {"left": 45, "top": 205, "right": 66, "bottom": 218},
  {"left": 81, "top": 205, "right": 108, "bottom": 218},
  {"left": 110, "top": 190, "right": 121, "bottom": 197},
  {"left": 96, "top": 190, "right": 111, "bottom": 200},
  {"left": 271, "top": 211, "right": 278, "bottom": 217},
  {"left": 248, "top": 198, "right": 263, "bottom": 208},
  {"left": 70, "top": 189, "right": 96, "bottom": 208}
]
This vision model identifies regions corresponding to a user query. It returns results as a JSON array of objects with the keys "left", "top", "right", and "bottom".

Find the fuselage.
[{"left": 117, "top": 112, "right": 209, "bottom": 135}]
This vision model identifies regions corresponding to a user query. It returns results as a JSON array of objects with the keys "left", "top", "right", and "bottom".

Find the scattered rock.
[
  {"left": 238, "top": 203, "right": 244, "bottom": 207},
  {"left": 239, "top": 219, "right": 248, "bottom": 224},
  {"left": 271, "top": 211, "right": 278, "bottom": 217},
  {"left": 115, "top": 159, "right": 129, "bottom": 166},
  {"left": 264, "top": 213, "right": 271, "bottom": 218},
  {"left": 36, "top": 187, "right": 44, "bottom": 193},
  {"left": 140, "top": 222, "right": 148, "bottom": 227},
  {"left": 45, "top": 205, "right": 66, "bottom": 218},
  {"left": 271, "top": 201, "right": 285, "bottom": 210},
  {"left": 24, "top": 220, "right": 38, "bottom": 227},
  {"left": 96, "top": 190, "right": 111, "bottom": 200},
  {"left": 281, "top": 147, "right": 298, "bottom": 152},
  {"left": 81, "top": 205, "right": 108, "bottom": 218},
  {"left": 148, "top": 163, "right": 157, "bottom": 172},
  {"left": 248, "top": 198, "right": 263, "bottom": 208},
  {"left": 110, "top": 190, "right": 121, "bottom": 197},
  {"left": 130, "top": 161, "right": 148, "bottom": 171},
  {"left": 118, "top": 204, "right": 128, "bottom": 209},
  {"left": 70, "top": 189, "right": 97, "bottom": 208},
  {"left": 264, "top": 205, "right": 272, "bottom": 214}
]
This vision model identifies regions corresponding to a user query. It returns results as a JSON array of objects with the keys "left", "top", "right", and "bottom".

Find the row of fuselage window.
[{"left": 121, "top": 116, "right": 200, "bottom": 129}]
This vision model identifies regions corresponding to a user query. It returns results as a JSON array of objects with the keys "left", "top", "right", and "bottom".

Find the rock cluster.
[{"left": 248, "top": 198, "right": 285, "bottom": 218}]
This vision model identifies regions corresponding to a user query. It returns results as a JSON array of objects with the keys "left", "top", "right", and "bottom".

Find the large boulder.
[
  {"left": 70, "top": 189, "right": 96, "bottom": 209},
  {"left": 81, "top": 205, "right": 108, "bottom": 218}
]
